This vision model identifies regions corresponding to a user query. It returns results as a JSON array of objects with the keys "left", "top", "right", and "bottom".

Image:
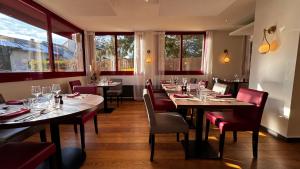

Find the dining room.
[{"left": 1, "top": 0, "right": 300, "bottom": 169}]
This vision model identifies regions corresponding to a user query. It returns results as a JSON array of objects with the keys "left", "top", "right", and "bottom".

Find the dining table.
[
  {"left": 97, "top": 81, "right": 121, "bottom": 113},
  {"left": 0, "top": 94, "right": 104, "bottom": 169},
  {"left": 161, "top": 84, "right": 255, "bottom": 159}
]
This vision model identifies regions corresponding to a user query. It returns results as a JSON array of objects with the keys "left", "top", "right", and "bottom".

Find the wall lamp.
[
  {"left": 222, "top": 49, "right": 231, "bottom": 64},
  {"left": 258, "top": 25, "right": 278, "bottom": 54},
  {"left": 146, "top": 50, "right": 152, "bottom": 63}
]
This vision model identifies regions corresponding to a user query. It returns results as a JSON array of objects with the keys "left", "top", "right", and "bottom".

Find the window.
[
  {"left": 95, "top": 33, "right": 134, "bottom": 75},
  {"left": 165, "top": 32, "right": 205, "bottom": 75},
  {"left": 0, "top": 0, "right": 85, "bottom": 83}
]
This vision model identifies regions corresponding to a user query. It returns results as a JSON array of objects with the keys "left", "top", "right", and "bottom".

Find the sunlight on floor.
[{"left": 225, "top": 162, "right": 242, "bottom": 169}]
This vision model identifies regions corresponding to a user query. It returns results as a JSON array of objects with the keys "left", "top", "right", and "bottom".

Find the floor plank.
[{"left": 27, "top": 101, "right": 300, "bottom": 169}]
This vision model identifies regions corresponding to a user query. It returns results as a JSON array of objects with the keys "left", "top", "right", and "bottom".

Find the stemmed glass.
[
  {"left": 32, "top": 86, "right": 41, "bottom": 100},
  {"left": 52, "top": 84, "right": 61, "bottom": 95},
  {"left": 42, "top": 86, "right": 52, "bottom": 104}
]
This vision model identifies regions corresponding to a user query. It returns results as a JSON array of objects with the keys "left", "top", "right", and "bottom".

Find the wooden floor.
[{"left": 28, "top": 101, "right": 300, "bottom": 169}]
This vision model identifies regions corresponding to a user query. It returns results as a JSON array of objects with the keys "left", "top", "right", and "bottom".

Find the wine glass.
[
  {"left": 42, "top": 86, "right": 52, "bottom": 103},
  {"left": 52, "top": 84, "right": 61, "bottom": 95},
  {"left": 32, "top": 86, "right": 41, "bottom": 99}
]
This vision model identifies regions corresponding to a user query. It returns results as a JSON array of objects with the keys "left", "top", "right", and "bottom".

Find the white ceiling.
[{"left": 34, "top": 0, "right": 256, "bottom": 31}]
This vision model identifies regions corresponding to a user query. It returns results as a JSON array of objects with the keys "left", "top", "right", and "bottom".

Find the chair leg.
[
  {"left": 49, "top": 154, "right": 57, "bottom": 169},
  {"left": 94, "top": 115, "right": 99, "bottom": 134},
  {"left": 184, "top": 133, "right": 189, "bottom": 160},
  {"left": 219, "top": 131, "right": 226, "bottom": 159},
  {"left": 79, "top": 123, "right": 86, "bottom": 153},
  {"left": 233, "top": 131, "right": 237, "bottom": 142},
  {"left": 176, "top": 133, "right": 180, "bottom": 142},
  {"left": 40, "top": 129, "right": 47, "bottom": 142},
  {"left": 117, "top": 96, "right": 119, "bottom": 107},
  {"left": 252, "top": 130, "right": 259, "bottom": 158},
  {"left": 149, "top": 133, "right": 151, "bottom": 144},
  {"left": 73, "top": 124, "right": 78, "bottom": 133},
  {"left": 205, "top": 119, "right": 210, "bottom": 142},
  {"left": 150, "top": 134, "right": 155, "bottom": 161}
]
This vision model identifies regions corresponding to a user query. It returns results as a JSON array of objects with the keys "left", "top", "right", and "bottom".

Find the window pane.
[
  {"left": 165, "top": 35, "right": 181, "bottom": 71},
  {"left": 51, "top": 19, "right": 84, "bottom": 72},
  {"left": 0, "top": 13, "right": 49, "bottom": 72},
  {"left": 117, "top": 35, "right": 134, "bottom": 71},
  {"left": 95, "top": 35, "right": 116, "bottom": 71},
  {"left": 182, "top": 34, "right": 204, "bottom": 71}
]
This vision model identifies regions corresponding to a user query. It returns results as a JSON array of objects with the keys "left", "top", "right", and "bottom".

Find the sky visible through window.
[{"left": 0, "top": 13, "right": 66, "bottom": 45}]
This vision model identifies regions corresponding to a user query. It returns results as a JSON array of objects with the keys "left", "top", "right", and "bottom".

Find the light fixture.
[
  {"left": 146, "top": 50, "right": 152, "bottom": 63},
  {"left": 222, "top": 49, "right": 230, "bottom": 64},
  {"left": 258, "top": 25, "right": 277, "bottom": 54}
]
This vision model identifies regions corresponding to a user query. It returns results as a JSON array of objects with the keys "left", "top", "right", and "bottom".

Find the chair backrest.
[
  {"left": 236, "top": 88, "right": 269, "bottom": 127},
  {"left": 199, "top": 80, "right": 209, "bottom": 88},
  {"left": 143, "top": 89, "right": 156, "bottom": 128},
  {"left": 110, "top": 79, "right": 122, "bottom": 90},
  {"left": 145, "top": 82, "right": 156, "bottom": 105},
  {"left": 212, "top": 83, "right": 228, "bottom": 95},
  {"left": 69, "top": 80, "right": 82, "bottom": 93},
  {"left": 73, "top": 86, "right": 97, "bottom": 94},
  {"left": 0, "top": 94, "right": 5, "bottom": 104},
  {"left": 190, "top": 78, "right": 198, "bottom": 84}
]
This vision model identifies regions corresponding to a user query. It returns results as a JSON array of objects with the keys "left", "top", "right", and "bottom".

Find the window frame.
[
  {"left": 165, "top": 31, "right": 206, "bottom": 75},
  {"left": 0, "top": 0, "right": 86, "bottom": 83},
  {"left": 95, "top": 32, "right": 134, "bottom": 76}
]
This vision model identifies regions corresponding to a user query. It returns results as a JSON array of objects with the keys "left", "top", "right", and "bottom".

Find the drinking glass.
[
  {"left": 32, "top": 86, "right": 41, "bottom": 100},
  {"left": 42, "top": 86, "right": 52, "bottom": 103},
  {"left": 23, "top": 98, "right": 34, "bottom": 109},
  {"left": 52, "top": 84, "right": 61, "bottom": 95}
]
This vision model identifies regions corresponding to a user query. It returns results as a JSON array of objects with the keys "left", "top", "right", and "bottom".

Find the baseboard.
[{"left": 260, "top": 126, "right": 300, "bottom": 142}]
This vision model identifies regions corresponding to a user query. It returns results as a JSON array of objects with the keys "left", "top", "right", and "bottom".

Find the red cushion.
[
  {"left": 154, "top": 99, "right": 176, "bottom": 111},
  {"left": 73, "top": 86, "right": 97, "bottom": 94},
  {"left": 0, "top": 142, "right": 56, "bottom": 169},
  {"left": 69, "top": 80, "right": 82, "bottom": 93},
  {"left": 206, "top": 111, "right": 234, "bottom": 125}
]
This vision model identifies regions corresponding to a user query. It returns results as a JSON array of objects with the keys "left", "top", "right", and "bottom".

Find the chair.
[
  {"left": 60, "top": 86, "right": 99, "bottom": 153},
  {"left": 0, "top": 142, "right": 56, "bottom": 169},
  {"left": 143, "top": 89, "right": 189, "bottom": 161},
  {"left": 107, "top": 79, "right": 123, "bottom": 107},
  {"left": 69, "top": 80, "right": 82, "bottom": 93},
  {"left": 0, "top": 94, "right": 47, "bottom": 144},
  {"left": 146, "top": 79, "right": 168, "bottom": 99},
  {"left": 145, "top": 82, "right": 176, "bottom": 112},
  {"left": 212, "top": 83, "right": 229, "bottom": 95},
  {"left": 205, "top": 88, "right": 268, "bottom": 158}
]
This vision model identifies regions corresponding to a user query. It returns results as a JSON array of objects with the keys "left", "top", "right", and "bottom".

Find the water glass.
[
  {"left": 23, "top": 98, "right": 34, "bottom": 109},
  {"left": 42, "top": 86, "right": 52, "bottom": 103},
  {"left": 32, "top": 86, "right": 41, "bottom": 100},
  {"left": 52, "top": 84, "right": 61, "bottom": 95}
]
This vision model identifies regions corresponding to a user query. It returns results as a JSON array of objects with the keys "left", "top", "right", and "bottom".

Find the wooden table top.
[
  {"left": 0, "top": 94, "right": 104, "bottom": 128},
  {"left": 162, "top": 84, "right": 254, "bottom": 109},
  {"left": 97, "top": 82, "right": 121, "bottom": 87}
]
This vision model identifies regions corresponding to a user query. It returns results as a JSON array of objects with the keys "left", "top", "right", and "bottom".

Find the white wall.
[{"left": 249, "top": 0, "right": 300, "bottom": 137}]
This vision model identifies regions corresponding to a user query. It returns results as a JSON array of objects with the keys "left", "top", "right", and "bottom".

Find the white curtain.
[
  {"left": 201, "top": 31, "right": 213, "bottom": 79},
  {"left": 133, "top": 32, "right": 145, "bottom": 100},
  {"left": 84, "top": 31, "right": 96, "bottom": 74},
  {"left": 155, "top": 32, "right": 166, "bottom": 87}
]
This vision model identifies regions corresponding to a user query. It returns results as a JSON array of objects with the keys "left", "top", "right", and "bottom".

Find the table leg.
[
  {"left": 50, "top": 123, "right": 85, "bottom": 169},
  {"left": 103, "top": 86, "right": 114, "bottom": 113},
  {"left": 182, "top": 108, "right": 219, "bottom": 159}
]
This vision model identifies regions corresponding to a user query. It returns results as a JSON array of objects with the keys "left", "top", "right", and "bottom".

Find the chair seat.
[
  {"left": 151, "top": 112, "right": 189, "bottom": 133},
  {"left": 0, "top": 126, "right": 45, "bottom": 143},
  {"left": 0, "top": 142, "right": 56, "bottom": 169},
  {"left": 154, "top": 99, "right": 176, "bottom": 111},
  {"left": 206, "top": 111, "right": 256, "bottom": 133},
  {"left": 60, "top": 111, "right": 97, "bottom": 124}
]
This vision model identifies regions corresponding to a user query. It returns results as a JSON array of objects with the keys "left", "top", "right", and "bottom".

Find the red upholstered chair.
[
  {"left": 69, "top": 80, "right": 82, "bottom": 93},
  {"left": 61, "top": 85, "right": 99, "bottom": 153},
  {"left": 146, "top": 83, "right": 176, "bottom": 112},
  {"left": 205, "top": 88, "right": 268, "bottom": 158},
  {"left": 0, "top": 142, "right": 56, "bottom": 169},
  {"left": 146, "top": 79, "right": 168, "bottom": 99}
]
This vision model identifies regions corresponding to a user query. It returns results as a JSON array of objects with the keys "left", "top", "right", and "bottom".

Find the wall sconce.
[
  {"left": 258, "top": 25, "right": 278, "bottom": 54},
  {"left": 146, "top": 50, "right": 152, "bottom": 63},
  {"left": 222, "top": 49, "right": 231, "bottom": 64}
]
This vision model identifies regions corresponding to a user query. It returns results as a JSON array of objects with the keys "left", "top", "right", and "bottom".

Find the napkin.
[
  {"left": 67, "top": 92, "right": 80, "bottom": 98},
  {"left": 173, "top": 94, "right": 193, "bottom": 98},
  {"left": 0, "top": 108, "right": 30, "bottom": 120},
  {"left": 6, "top": 100, "right": 23, "bottom": 105},
  {"left": 215, "top": 94, "right": 233, "bottom": 98}
]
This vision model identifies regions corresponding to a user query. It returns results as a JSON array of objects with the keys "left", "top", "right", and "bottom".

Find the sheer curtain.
[
  {"left": 133, "top": 32, "right": 145, "bottom": 100},
  {"left": 201, "top": 31, "right": 213, "bottom": 80},
  {"left": 155, "top": 32, "right": 166, "bottom": 87}
]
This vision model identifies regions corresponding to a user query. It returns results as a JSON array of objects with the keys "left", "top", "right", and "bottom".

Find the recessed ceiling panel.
[
  {"left": 159, "top": 0, "right": 237, "bottom": 16},
  {"left": 34, "top": 0, "right": 116, "bottom": 16}
]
